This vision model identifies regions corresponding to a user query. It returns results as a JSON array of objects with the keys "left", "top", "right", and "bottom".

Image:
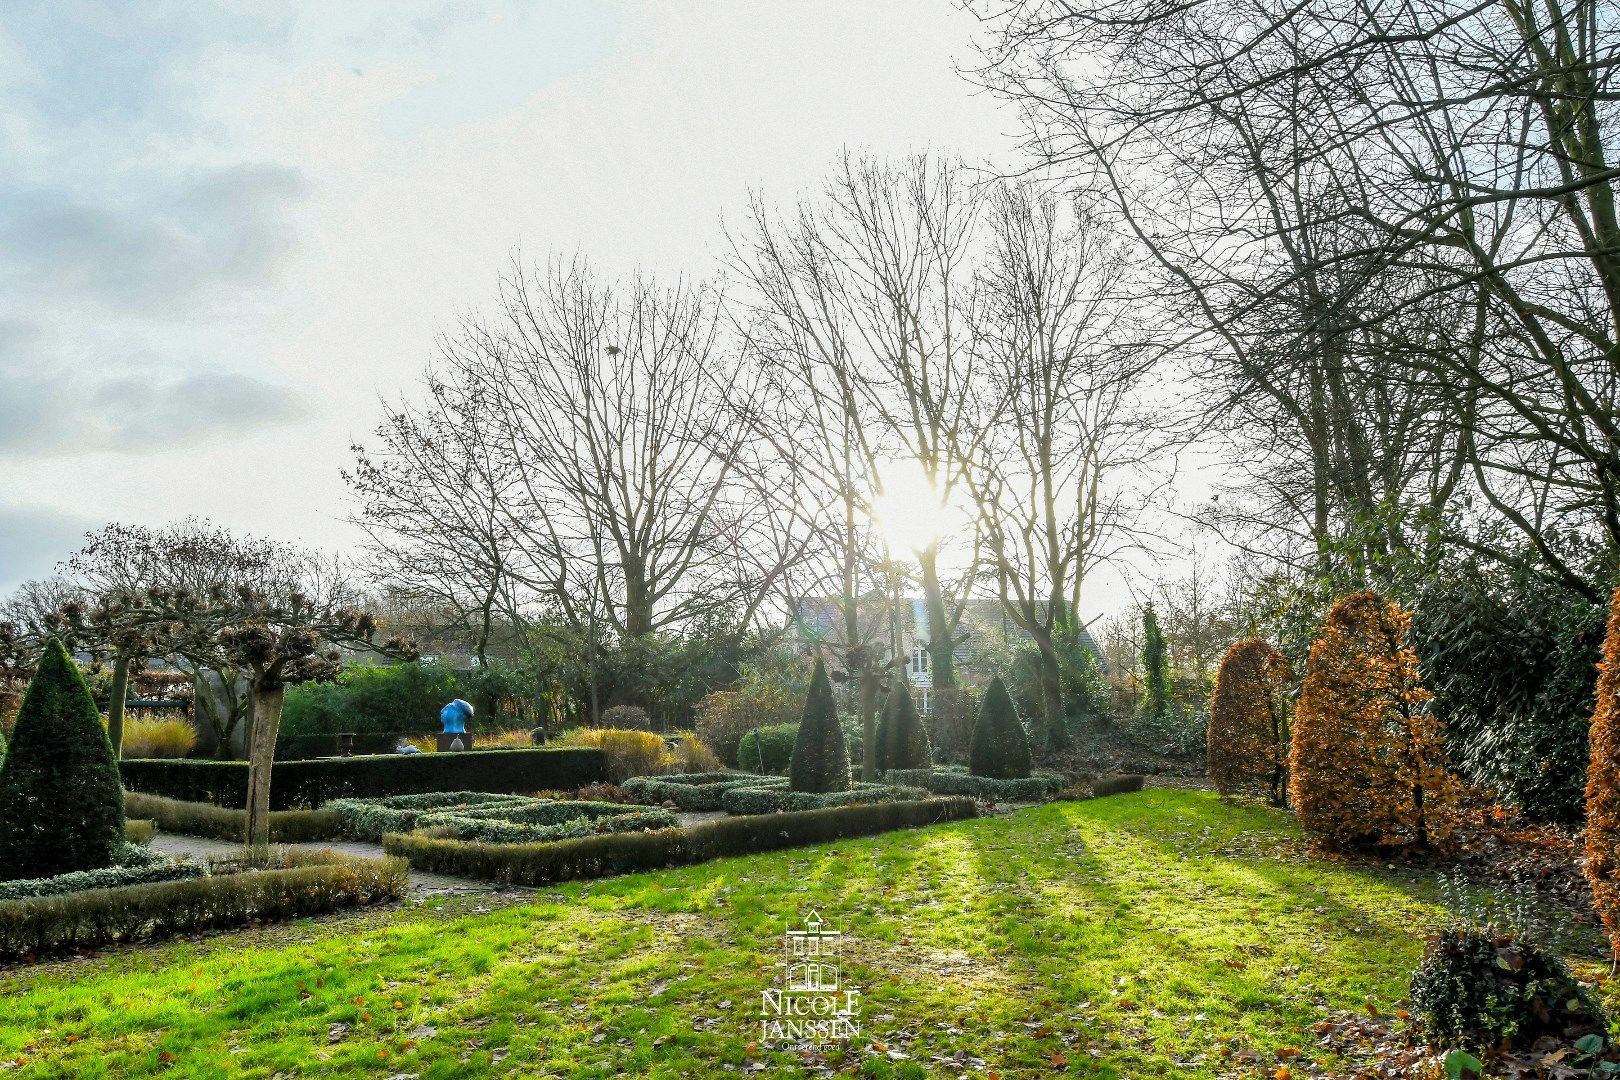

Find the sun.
[{"left": 872, "top": 460, "right": 965, "bottom": 553}]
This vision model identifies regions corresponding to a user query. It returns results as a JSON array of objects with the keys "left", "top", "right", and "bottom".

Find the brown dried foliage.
[{"left": 1207, "top": 638, "right": 1290, "bottom": 803}]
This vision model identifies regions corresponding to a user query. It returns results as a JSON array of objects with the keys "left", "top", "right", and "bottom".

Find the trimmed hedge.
[
  {"left": 0, "top": 848, "right": 406, "bottom": 960},
  {"left": 124, "top": 791, "right": 343, "bottom": 843},
  {"left": 970, "top": 676, "right": 1033, "bottom": 780},
  {"left": 621, "top": 772, "right": 784, "bottom": 811},
  {"left": 1092, "top": 774, "right": 1146, "bottom": 796},
  {"left": 719, "top": 783, "right": 926, "bottom": 815},
  {"left": 119, "top": 747, "right": 607, "bottom": 809},
  {"left": 789, "top": 658, "right": 849, "bottom": 793},
  {"left": 417, "top": 808, "right": 678, "bottom": 844},
  {"left": 886, "top": 766, "right": 1065, "bottom": 801},
  {"left": 383, "top": 797, "right": 978, "bottom": 886},
  {"left": 326, "top": 792, "right": 533, "bottom": 842},
  {"left": 0, "top": 857, "right": 205, "bottom": 901}
]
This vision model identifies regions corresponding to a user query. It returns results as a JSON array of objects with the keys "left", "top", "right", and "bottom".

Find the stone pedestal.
[{"left": 436, "top": 732, "right": 474, "bottom": 752}]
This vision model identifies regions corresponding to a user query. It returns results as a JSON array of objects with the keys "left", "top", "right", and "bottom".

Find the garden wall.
[{"left": 119, "top": 747, "right": 606, "bottom": 809}]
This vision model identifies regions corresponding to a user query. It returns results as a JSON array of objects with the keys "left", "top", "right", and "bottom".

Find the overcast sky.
[{"left": 0, "top": 1, "right": 1167, "bottom": 618}]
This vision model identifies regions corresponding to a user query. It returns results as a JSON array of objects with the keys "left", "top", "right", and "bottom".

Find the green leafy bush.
[
  {"left": 789, "top": 659, "right": 849, "bottom": 793},
  {"left": 279, "top": 661, "right": 458, "bottom": 738},
  {"left": 0, "top": 639, "right": 126, "bottom": 881},
  {"left": 0, "top": 849, "right": 406, "bottom": 959},
  {"left": 719, "top": 783, "right": 925, "bottom": 815},
  {"left": 1410, "top": 873, "right": 1606, "bottom": 1050},
  {"left": 969, "top": 676, "right": 1032, "bottom": 780},
  {"left": 1411, "top": 558, "right": 1611, "bottom": 823},
  {"left": 124, "top": 791, "right": 342, "bottom": 843},
  {"left": 887, "top": 765, "right": 1065, "bottom": 801},
  {"left": 621, "top": 772, "right": 784, "bottom": 811},
  {"left": 120, "top": 747, "right": 606, "bottom": 808},
  {"left": 736, "top": 723, "right": 798, "bottom": 775},
  {"left": 383, "top": 797, "right": 978, "bottom": 886}
]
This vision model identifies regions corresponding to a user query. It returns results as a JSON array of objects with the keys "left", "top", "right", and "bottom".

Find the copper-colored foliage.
[
  {"left": 1583, "top": 587, "right": 1620, "bottom": 954},
  {"left": 1207, "top": 638, "right": 1290, "bottom": 801},
  {"left": 1289, "top": 591, "right": 1458, "bottom": 851}
]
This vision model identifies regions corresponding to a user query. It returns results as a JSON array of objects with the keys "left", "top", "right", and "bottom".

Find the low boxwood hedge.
[
  {"left": 886, "top": 766, "right": 1067, "bottom": 801},
  {"left": 119, "top": 747, "right": 607, "bottom": 809},
  {"left": 416, "top": 807, "right": 678, "bottom": 844},
  {"left": 718, "top": 783, "right": 925, "bottom": 815},
  {"left": 383, "top": 797, "right": 977, "bottom": 886},
  {"left": 0, "top": 855, "right": 205, "bottom": 902},
  {"left": 621, "top": 772, "right": 784, "bottom": 811},
  {"left": 0, "top": 848, "right": 406, "bottom": 959},
  {"left": 1092, "top": 774, "right": 1146, "bottom": 796},
  {"left": 124, "top": 791, "right": 343, "bottom": 843},
  {"left": 326, "top": 792, "right": 533, "bottom": 842}
]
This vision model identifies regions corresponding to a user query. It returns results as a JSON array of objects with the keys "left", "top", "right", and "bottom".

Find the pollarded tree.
[
  {"left": 0, "top": 638, "right": 125, "bottom": 880},
  {"left": 970, "top": 675, "right": 1032, "bottom": 779},
  {"left": 1584, "top": 587, "right": 1620, "bottom": 955},
  {"left": 1290, "top": 591, "right": 1457, "bottom": 851},
  {"left": 880, "top": 681, "right": 932, "bottom": 772},
  {"left": 1207, "top": 638, "right": 1291, "bottom": 804},
  {"left": 789, "top": 657, "right": 849, "bottom": 793}
]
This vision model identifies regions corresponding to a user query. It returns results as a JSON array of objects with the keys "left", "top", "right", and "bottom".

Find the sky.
[{"left": 0, "top": 0, "right": 1158, "bottom": 620}]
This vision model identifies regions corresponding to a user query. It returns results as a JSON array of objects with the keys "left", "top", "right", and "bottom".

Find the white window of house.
[
  {"left": 916, "top": 689, "right": 931, "bottom": 716},
  {"left": 910, "top": 646, "right": 929, "bottom": 675}
]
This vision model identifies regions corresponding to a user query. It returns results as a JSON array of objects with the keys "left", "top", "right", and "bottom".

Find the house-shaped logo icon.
[{"left": 785, "top": 910, "right": 842, "bottom": 958}]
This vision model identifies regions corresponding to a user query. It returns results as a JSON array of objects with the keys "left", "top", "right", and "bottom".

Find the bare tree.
[
  {"left": 447, "top": 256, "right": 772, "bottom": 640},
  {"left": 959, "top": 185, "right": 1154, "bottom": 750},
  {"left": 974, "top": 0, "right": 1620, "bottom": 594},
  {"left": 733, "top": 153, "right": 986, "bottom": 690}
]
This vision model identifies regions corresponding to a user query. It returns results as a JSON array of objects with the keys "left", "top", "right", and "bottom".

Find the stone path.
[{"left": 150, "top": 834, "right": 509, "bottom": 896}]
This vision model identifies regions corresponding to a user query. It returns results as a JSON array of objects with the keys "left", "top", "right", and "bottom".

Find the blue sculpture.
[{"left": 439, "top": 698, "right": 474, "bottom": 734}]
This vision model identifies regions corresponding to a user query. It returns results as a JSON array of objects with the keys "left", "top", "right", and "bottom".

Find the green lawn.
[{"left": 0, "top": 790, "right": 1465, "bottom": 1078}]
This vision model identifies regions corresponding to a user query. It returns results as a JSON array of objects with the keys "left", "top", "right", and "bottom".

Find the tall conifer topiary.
[
  {"left": 1584, "top": 587, "right": 1620, "bottom": 955},
  {"left": 789, "top": 657, "right": 849, "bottom": 793},
  {"left": 970, "top": 675, "right": 1032, "bottom": 779},
  {"left": 882, "top": 681, "right": 932, "bottom": 771},
  {"left": 0, "top": 638, "right": 125, "bottom": 880}
]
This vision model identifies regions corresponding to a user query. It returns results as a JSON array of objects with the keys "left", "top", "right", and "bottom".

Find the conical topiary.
[
  {"left": 882, "top": 682, "right": 932, "bottom": 771},
  {"left": 970, "top": 675, "right": 1032, "bottom": 779},
  {"left": 789, "top": 657, "right": 849, "bottom": 793},
  {"left": 0, "top": 638, "right": 126, "bottom": 880}
]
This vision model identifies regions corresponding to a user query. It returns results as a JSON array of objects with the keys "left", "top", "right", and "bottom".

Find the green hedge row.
[
  {"left": 383, "top": 797, "right": 978, "bottom": 886},
  {"left": 418, "top": 807, "right": 677, "bottom": 844},
  {"left": 0, "top": 855, "right": 204, "bottom": 901},
  {"left": 119, "top": 747, "right": 607, "bottom": 809},
  {"left": 719, "top": 783, "right": 926, "bottom": 815},
  {"left": 124, "top": 791, "right": 343, "bottom": 843},
  {"left": 621, "top": 772, "right": 784, "bottom": 811},
  {"left": 886, "top": 766, "right": 1068, "bottom": 801},
  {"left": 0, "top": 849, "right": 407, "bottom": 959},
  {"left": 1092, "top": 774, "right": 1146, "bottom": 796}
]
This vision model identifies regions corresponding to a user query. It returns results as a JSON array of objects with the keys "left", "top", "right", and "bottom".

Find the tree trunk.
[
  {"left": 858, "top": 660, "right": 880, "bottom": 783},
  {"left": 1032, "top": 627, "right": 1068, "bottom": 754},
  {"left": 107, "top": 654, "right": 131, "bottom": 760},
  {"left": 244, "top": 679, "right": 286, "bottom": 850},
  {"left": 917, "top": 545, "right": 956, "bottom": 689}
]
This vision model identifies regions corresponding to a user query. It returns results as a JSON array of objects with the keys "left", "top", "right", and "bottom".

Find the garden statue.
[{"left": 437, "top": 698, "right": 475, "bottom": 751}]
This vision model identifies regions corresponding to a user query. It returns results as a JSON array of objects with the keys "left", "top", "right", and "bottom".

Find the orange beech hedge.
[
  {"left": 1584, "top": 587, "right": 1620, "bottom": 954},
  {"left": 1289, "top": 591, "right": 1458, "bottom": 851},
  {"left": 1207, "top": 638, "right": 1290, "bottom": 803}
]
